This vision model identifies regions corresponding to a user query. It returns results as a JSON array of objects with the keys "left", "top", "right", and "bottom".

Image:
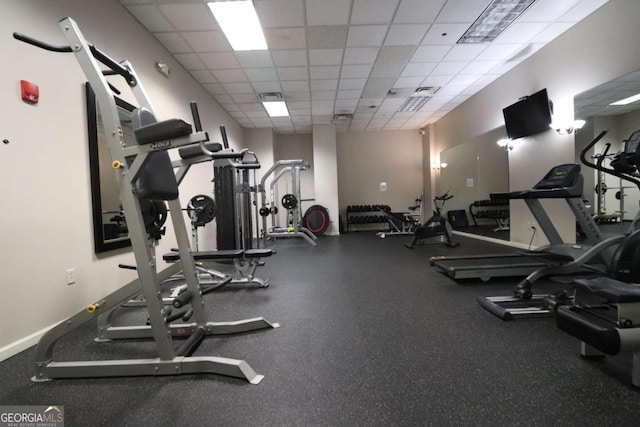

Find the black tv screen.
[{"left": 502, "top": 88, "right": 553, "bottom": 140}]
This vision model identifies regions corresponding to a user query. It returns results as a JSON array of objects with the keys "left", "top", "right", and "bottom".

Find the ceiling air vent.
[
  {"left": 333, "top": 113, "right": 353, "bottom": 121},
  {"left": 258, "top": 92, "right": 284, "bottom": 102},
  {"left": 397, "top": 87, "right": 441, "bottom": 112}
]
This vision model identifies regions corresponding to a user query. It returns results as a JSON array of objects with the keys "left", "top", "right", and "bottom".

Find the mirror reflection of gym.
[
  {"left": 574, "top": 69, "right": 640, "bottom": 227},
  {"left": 86, "top": 83, "right": 135, "bottom": 253}
]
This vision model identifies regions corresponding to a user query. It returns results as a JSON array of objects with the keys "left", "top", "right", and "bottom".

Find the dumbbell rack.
[{"left": 346, "top": 205, "right": 390, "bottom": 232}]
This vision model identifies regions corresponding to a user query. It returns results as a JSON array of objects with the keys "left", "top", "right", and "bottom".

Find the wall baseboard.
[{"left": 0, "top": 324, "right": 53, "bottom": 363}]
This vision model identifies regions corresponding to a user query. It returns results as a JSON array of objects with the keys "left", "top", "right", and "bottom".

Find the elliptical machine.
[{"left": 405, "top": 191, "right": 459, "bottom": 249}]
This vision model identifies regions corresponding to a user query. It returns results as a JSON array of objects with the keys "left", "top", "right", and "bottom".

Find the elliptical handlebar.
[
  {"left": 13, "top": 28, "right": 137, "bottom": 87},
  {"left": 580, "top": 129, "right": 640, "bottom": 189},
  {"left": 434, "top": 191, "right": 453, "bottom": 202}
]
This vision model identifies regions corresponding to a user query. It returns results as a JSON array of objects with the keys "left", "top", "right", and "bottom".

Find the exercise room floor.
[{"left": 1, "top": 232, "right": 639, "bottom": 425}]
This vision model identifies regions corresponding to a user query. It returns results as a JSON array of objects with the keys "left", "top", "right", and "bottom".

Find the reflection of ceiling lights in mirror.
[
  {"left": 458, "top": 0, "right": 536, "bottom": 44},
  {"left": 207, "top": 1, "right": 267, "bottom": 51}
]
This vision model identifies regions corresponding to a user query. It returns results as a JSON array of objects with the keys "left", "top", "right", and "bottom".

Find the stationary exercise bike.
[{"left": 405, "top": 191, "right": 459, "bottom": 248}]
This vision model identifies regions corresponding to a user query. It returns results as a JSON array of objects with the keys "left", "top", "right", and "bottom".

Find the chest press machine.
[{"left": 15, "top": 17, "right": 278, "bottom": 384}]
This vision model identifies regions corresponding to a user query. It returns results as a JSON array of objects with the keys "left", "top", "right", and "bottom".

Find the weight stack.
[{"left": 214, "top": 164, "right": 236, "bottom": 249}]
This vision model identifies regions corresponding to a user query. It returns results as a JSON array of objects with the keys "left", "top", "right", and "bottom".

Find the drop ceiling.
[{"left": 120, "top": 0, "right": 609, "bottom": 134}]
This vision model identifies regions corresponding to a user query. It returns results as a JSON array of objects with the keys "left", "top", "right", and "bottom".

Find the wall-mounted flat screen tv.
[{"left": 502, "top": 88, "right": 553, "bottom": 140}]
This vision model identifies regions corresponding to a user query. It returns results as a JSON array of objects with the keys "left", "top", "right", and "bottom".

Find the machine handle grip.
[{"left": 13, "top": 32, "right": 73, "bottom": 52}]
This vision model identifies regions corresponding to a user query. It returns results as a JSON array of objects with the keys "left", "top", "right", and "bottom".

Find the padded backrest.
[{"left": 130, "top": 108, "right": 179, "bottom": 201}]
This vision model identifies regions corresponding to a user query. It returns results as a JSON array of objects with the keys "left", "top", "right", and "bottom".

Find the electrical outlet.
[{"left": 66, "top": 268, "right": 76, "bottom": 285}]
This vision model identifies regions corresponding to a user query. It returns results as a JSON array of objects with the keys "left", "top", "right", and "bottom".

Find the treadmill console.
[{"left": 534, "top": 163, "right": 581, "bottom": 190}]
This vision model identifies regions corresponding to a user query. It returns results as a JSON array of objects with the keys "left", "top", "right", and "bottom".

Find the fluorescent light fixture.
[
  {"left": 610, "top": 93, "right": 640, "bottom": 106},
  {"left": 397, "top": 87, "right": 441, "bottom": 112},
  {"left": 263, "top": 101, "right": 289, "bottom": 117},
  {"left": 207, "top": 1, "right": 267, "bottom": 51},
  {"left": 458, "top": 0, "right": 536, "bottom": 44}
]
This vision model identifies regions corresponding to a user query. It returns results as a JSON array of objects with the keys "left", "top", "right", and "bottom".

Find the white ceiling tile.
[
  {"left": 343, "top": 47, "right": 380, "bottom": 64},
  {"left": 531, "top": 22, "right": 574, "bottom": 43},
  {"left": 307, "top": 26, "right": 349, "bottom": 48},
  {"left": 309, "top": 49, "right": 344, "bottom": 66},
  {"left": 351, "top": 0, "right": 399, "bottom": 25},
  {"left": 435, "top": 0, "right": 491, "bottom": 23},
  {"left": 310, "top": 66, "right": 341, "bottom": 79},
  {"left": 311, "top": 79, "right": 339, "bottom": 91},
  {"left": 347, "top": 25, "right": 389, "bottom": 47},
  {"left": 251, "top": 82, "right": 283, "bottom": 93},
  {"left": 474, "top": 44, "right": 522, "bottom": 61},
  {"left": 288, "top": 101, "right": 311, "bottom": 110},
  {"left": 271, "top": 50, "right": 308, "bottom": 67},
  {"left": 421, "top": 23, "right": 469, "bottom": 45},
  {"left": 221, "top": 82, "right": 254, "bottom": 94},
  {"left": 245, "top": 111, "right": 269, "bottom": 118},
  {"left": 401, "top": 62, "right": 437, "bottom": 77},
  {"left": 282, "top": 80, "right": 311, "bottom": 91},
  {"left": 159, "top": 4, "right": 218, "bottom": 31},
  {"left": 339, "top": 78, "right": 368, "bottom": 90},
  {"left": 239, "top": 103, "right": 265, "bottom": 112},
  {"left": 278, "top": 67, "right": 309, "bottom": 80},
  {"left": 312, "top": 91, "right": 337, "bottom": 101},
  {"left": 495, "top": 22, "right": 550, "bottom": 44},
  {"left": 255, "top": 0, "right": 305, "bottom": 28},
  {"left": 214, "top": 94, "right": 233, "bottom": 104},
  {"left": 394, "top": 0, "right": 445, "bottom": 23},
  {"left": 336, "top": 89, "right": 363, "bottom": 99},
  {"left": 174, "top": 53, "right": 206, "bottom": 70},
  {"left": 430, "top": 61, "right": 467, "bottom": 75},
  {"left": 264, "top": 28, "right": 307, "bottom": 49},
  {"left": 235, "top": 51, "right": 275, "bottom": 68},
  {"left": 394, "top": 76, "right": 424, "bottom": 88},
  {"left": 335, "top": 98, "right": 359, "bottom": 108},
  {"left": 411, "top": 45, "right": 451, "bottom": 62},
  {"left": 212, "top": 68, "right": 248, "bottom": 83},
  {"left": 306, "top": 0, "right": 352, "bottom": 26},
  {"left": 182, "top": 31, "right": 230, "bottom": 52},
  {"left": 229, "top": 111, "right": 247, "bottom": 119},
  {"left": 312, "top": 101, "right": 335, "bottom": 114},
  {"left": 244, "top": 68, "right": 279, "bottom": 82},
  {"left": 421, "top": 74, "right": 453, "bottom": 87},
  {"left": 520, "top": 0, "right": 581, "bottom": 22},
  {"left": 561, "top": 0, "right": 609, "bottom": 22},
  {"left": 231, "top": 93, "right": 259, "bottom": 103},
  {"left": 341, "top": 64, "right": 373, "bottom": 79},
  {"left": 447, "top": 74, "right": 481, "bottom": 87},
  {"left": 125, "top": 5, "right": 174, "bottom": 32},
  {"left": 286, "top": 91, "right": 311, "bottom": 101},
  {"left": 154, "top": 32, "right": 191, "bottom": 53},
  {"left": 203, "top": 83, "right": 226, "bottom": 95},
  {"left": 190, "top": 70, "right": 216, "bottom": 84},
  {"left": 384, "top": 24, "right": 429, "bottom": 46},
  {"left": 200, "top": 52, "right": 240, "bottom": 69},
  {"left": 460, "top": 61, "right": 500, "bottom": 74},
  {"left": 442, "top": 44, "right": 486, "bottom": 62},
  {"left": 379, "top": 98, "right": 406, "bottom": 110}
]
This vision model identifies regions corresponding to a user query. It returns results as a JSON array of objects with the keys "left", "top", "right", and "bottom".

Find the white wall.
[
  {"left": 0, "top": 0, "right": 241, "bottom": 359},
  {"left": 431, "top": 0, "right": 640, "bottom": 246},
  {"left": 337, "top": 129, "right": 423, "bottom": 226},
  {"left": 313, "top": 124, "right": 340, "bottom": 235}
]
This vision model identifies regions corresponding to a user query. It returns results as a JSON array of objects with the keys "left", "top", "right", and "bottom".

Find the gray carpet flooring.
[{"left": 1, "top": 232, "right": 639, "bottom": 426}]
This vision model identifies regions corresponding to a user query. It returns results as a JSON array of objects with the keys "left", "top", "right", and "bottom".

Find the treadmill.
[{"left": 430, "top": 163, "right": 604, "bottom": 282}]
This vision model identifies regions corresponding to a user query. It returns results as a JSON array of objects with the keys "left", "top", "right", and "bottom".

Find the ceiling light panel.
[
  {"left": 458, "top": 0, "right": 537, "bottom": 44},
  {"left": 207, "top": 1, "right": 268, "bottom": 51},
  {"left": 263, "top": 101, "right": 290, "bottom": 117}
]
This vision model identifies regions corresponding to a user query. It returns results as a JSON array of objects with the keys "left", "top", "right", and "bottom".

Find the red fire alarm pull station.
[{"left": 20, "top": 80, "right": 39, "bottom": 104}]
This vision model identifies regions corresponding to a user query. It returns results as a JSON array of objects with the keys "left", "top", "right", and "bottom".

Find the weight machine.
[
  {"left": 259, "top": 159, "right": 317, "bottom": 246},
  {"left": 15, "top": 17, "right": 278, "bottom": 384}
]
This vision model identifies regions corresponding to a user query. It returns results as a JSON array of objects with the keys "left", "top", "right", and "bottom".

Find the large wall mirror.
[
  {"left": 574, "top": 70, "right": 640, "bottom": 224},
  {"left": 86, "top": 83, "right": 136, "bottom": 253},
  {"left": 439, "top": 126, "right": 510, "bottom": 237}
]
